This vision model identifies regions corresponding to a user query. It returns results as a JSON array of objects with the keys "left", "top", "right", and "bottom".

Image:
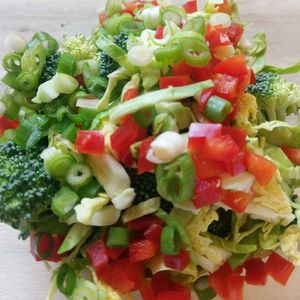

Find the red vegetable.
[
  {"left": 281, "top": 145, "right": 300, "bottom": 165},
  {"left": 123, "top": 88, "right": 139, "bottom": 101},
  {"left": 226, "top": 151, "right": 247, "bottom": 176},
  {"left": 246, "top": 152, "right": 277, "bottom": 186},
  {"left": 159, "top": 75, "right": 193, "bottom": 89},
  {"left": 223, "top": 191, "right": 252, "bottom": 213},
  {"left": 182, "top": 0, "right": 197, "bottom": 13},
  {"left": 214, "top": 73, "right": 239, "bottom": 101},
  {"left": 151, "top": 271, "right": 170, "bottom": 296},
  {"left": 106, "top": 246, "right": 127, "bottom": 260},
  {"left": 139, "top": 280, "right": 155, "bottom": 300},
  {"left": 193, "top": 177, "right": 223, "bottom": 208},
  {"left": 193, "top": 157, "right": 226, "bottom": 180},
  {"left": 164, "top": 249, "right": 190, "bottom": 271},
  {"left": 265, "top": 252, "right": 295, "bottom": 286},
  {"left": 155, "top": 291, "right": 191, "bottom": 300},
  {"left": 222, "top": 126, "right": 247, "bottom": 150},
  {"left": 110, "top": 117, "right": 147, "bottom": 167},
  {"left": 75, "top": 130, "right": 105, "bottom": 155},
  {"left": 144, "top": 223, "right": 163, "bottom": 245},
  {"left": 86, "top": 240, "right": 109, "bottom": 275},
  {"left": 129, "top": 239, "right": 158, "bottom": 263},
  {"left": 206, "top": 25, "right": 231, "bottom": 49},
  {"left": 138, "top": 136, "right": 156, "bottom": 175},
  {"left": 244, "top": 258, "right": 268, "bottom": 286},
  {"left": 0, "top": 116, "right": 18, "bottom": 137},
  {"left": 216, "top": 0, "right": 233, "bottom": 14},
  {"left": 227, "top": 23, "right": 244, "bottom": 45},
  {"left": 212, "top": 54, "right": 248, "bottom": 77},
  {"left": 30, "top": 233, "right": 65, "bottom": 263},
  {"left": 126, "top": 215, "right": 164, "bottom": 231},
  {"left": 192, "top": 65, "right": 213, "bottom": 82},
  {"left": 172, "top": 61, "right": 193, "bottom": 76},
  {"left": 155, "top": 25, "right": 164, "bottom": 39}
]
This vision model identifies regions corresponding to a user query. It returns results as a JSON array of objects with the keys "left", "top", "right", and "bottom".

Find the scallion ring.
[
  {"left": 46, "top": 154, "right": 75, "bottom": 179},
  {"left": 57, "top": 264, "right": 76, "bottom": 296},
  {"left": 15, "top": 71, "right": 38, "bottom": 92},
  {"left": 105, "top": 0, "right": 122, "bottom": 17},
  {"left": 183, "top": 16, "right": 206, "bottom": 35},
  {"left": 66, "top": 163, "right": 93, "bottom": 188},
  {"left": 2, "top": 52, "right": 22, "bottom": 73}
]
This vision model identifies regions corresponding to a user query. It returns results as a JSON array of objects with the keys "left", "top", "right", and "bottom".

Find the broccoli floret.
[
  {"left": 208, "top": 208, "right": 233, "bottom": 238},
  {"left": 0, "top": 141, "right": 59, "bottom": 232},
  {"left": 127, "top": 169, "right": 173, "bottom": 212},
  {"left": 60, "top": 34, "right": 99, "bottom": 61},
  {"left": 99, "top": 32, "right": 128, "bottom": 77},
  {"left": 247, "top": 72, "right": 300, "bottom": 123},
  {"left": 40, "top": 53, "right": 60, "bottom": 83}
]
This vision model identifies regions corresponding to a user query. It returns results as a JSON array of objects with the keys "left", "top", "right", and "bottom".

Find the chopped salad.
[{"left": 1, "top": 0, "right": 300, "bottom": 299}]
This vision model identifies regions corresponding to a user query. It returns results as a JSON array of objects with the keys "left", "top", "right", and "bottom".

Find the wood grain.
[{"left": 0, "top": 1, "right": 300, "bottom": 299}]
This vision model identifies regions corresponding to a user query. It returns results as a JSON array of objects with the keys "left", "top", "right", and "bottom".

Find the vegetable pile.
[{"left": 2, "top": 0, "right": 300, "bottom": 299}]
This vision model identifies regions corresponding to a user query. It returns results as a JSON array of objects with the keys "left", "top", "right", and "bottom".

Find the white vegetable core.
[
  {"left": 0, "top": 102, "right": 6, "bottom": 117},
  {"left": 128, "top": 45, "right": 153, "bottom": 67},
  {"left": 4, "top": 32, "right": 27, "bottom": 52},
  {"left": 210, "top": 13, "right": 232, "bottom": 28}
]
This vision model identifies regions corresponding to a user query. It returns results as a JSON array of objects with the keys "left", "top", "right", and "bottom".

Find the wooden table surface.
[{"left": 1, "top": 1, "right": 300, "bottom": 299}]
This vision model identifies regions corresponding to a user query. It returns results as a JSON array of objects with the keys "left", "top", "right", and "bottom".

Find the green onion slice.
[
  {"left": 57, "top": 264, "right": 77, "bottom": 296},
  {"left": 66, "top": 163, "right": 93, "bottom": 188}
]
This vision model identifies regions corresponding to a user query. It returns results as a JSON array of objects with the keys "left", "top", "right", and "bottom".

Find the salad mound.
[{"left": 1, "top": 0, "right": 300, "bottom": 299}]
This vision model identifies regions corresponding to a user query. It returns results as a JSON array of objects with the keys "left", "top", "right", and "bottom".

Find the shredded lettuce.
[{"left": 280, "top": 225, "right": 300, "bottom": 265}]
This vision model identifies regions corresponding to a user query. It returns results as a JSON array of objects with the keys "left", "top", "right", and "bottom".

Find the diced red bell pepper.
[
  {"left": 193, "top": 157, "right": 227, "bottom": 179},
  {"left": 172, "top": 61, "right": 193, "bottom": 76},
  {"left": 281, "top": 145, "right": 300, "bottom": 165},
  {"left": 126, "top": 215, "right": 164, "bottom": 231},
  {"left": 216, "top": 0, "right": 233, "bottom": 14},
  {"left": 30, "top": 233, "right": 65, "bottom": 263},
  {"left": 226, "top": 151, "right": 247, "bottom": 176},
  {"left": 209, "top": 271, "right": 230, "bottom": 299},
  {"left": 250, "top": 68, "right": 256, "bottom": 84},
  {"left": 265, "top": 252, "right": 295, "bottom": 286},
  {"left": 213, "top": 73, "right": 239, "bottom": 101},
  {"left": 193, "top": 177, "right": 223, "bottom": 208},
  {"left": 86, "top": 240, "right": 109, "bottom": 275},
  {"left": 212, "top": 54, "right": 248, "bottom": 77},
  {"left": 106, "top": 246, "right": 127, "bottom": 260},
  {"left": 99, "top": 259, "right": 144, "bottom": 293},
  {"left": 75, "top": 74, "right": 85, "bottom": 86},
  {"left": 246, "top": 152, "right": 277, "bottom": 186},
  {"left": 155, "top": 25, "right": 164, "bottom": 39},
  {"left": 75, "top": 130, "right": 105, "bottom": 155},
  {"left": 159, "top": 75, "right": 193, "bottom": 89},
  {"left": 110, "top": 117, "right": 147, "bottom": 167},
  {"left": 236, "top": 67, "right": 252, "bottom": 97},
  {"left": 164, "top": 249, "right": 190, "bottom": 271},
  {"left": 182, "top": 0, "right": 197, "bottom": 13},
  {"left": 244, "top": 258, "right": 268, "bottom": 286},
  {"left": 192, "top": 65, "right": 213, "bottom": 82},
  {"left": 123, "top": 88, "right": 139, "bottom": 101},
  {"left": 223, "top": 191, "right": 252, "bottom": 213},
  {"left": 156, "top": 291, "right": 191, "bottom": 300},
  {"left": 203, "top": 134, "right": 240, "bottom": 162},
  {"left": 227, "top": 273, "right": 245, "bottom": 300},
  {"left": 129, "top": 239, "right": 158, "bottom": 263},
  {"left": 227, "top": 23, "right": 244, "bottom": 45},
  {"left": 138, "top": 136, "right": 156, "bottom": 175},
  {"left": 98, "top": 12, "right": 106, "bottom": 25},
  {"left": 144, "top": 223, "right": 162, "bottom": 245},
  {"left": 222, "top": 126, "right": 247, "bottom": 150},
  {"left": 151, "top": 271, "right": 171, "bottom": 297},
  {"left": 206, "top": 25, "right": 232, "bottom": 49},
  {"left": 140, "top": 280, "right": 155, "bottom": 300},
  {"left": 0, "top": 116, "right": 19, "bottom": 137}
]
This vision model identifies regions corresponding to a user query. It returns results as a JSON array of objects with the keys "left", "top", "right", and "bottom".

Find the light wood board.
[{"left": 0, "top": 0, "right": 300, "bottom": 299}]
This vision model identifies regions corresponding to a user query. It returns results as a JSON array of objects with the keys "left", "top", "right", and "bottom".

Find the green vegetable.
[
  {"left": 2, "top": 52, "right": 22, "bottom": 73},
  {"left": 109, "top": 81, "right": 213, "bottom": 122},
  {"left": 16, "top": 71, "right": 38, "bottom": 92},
  {"left": 105, "top": 0, "right": 122, "bottom": 17},
  {"left": 56, "top": 264, "right": 76, "bottom": 296},
  {"left": 58, "top": 223, "right": 92, "bottom": 254},
  {"left": 256, "top": 121, "right": 300, "bottom": 148},
  {"left": 106, "top": 227, "right": 130, "bottom": 248},
  {"left": 0, "top": 142, "right": 59, "bottom": 233},
  {"left": 78, "top": 178, "right": 103, "bottom": 199},
  {"left": 229, "top": 253, "right": 250, "bottom": 270},
  {"left": 51, "top": 187, "right": 79, "bottom": 219},
  {"left": 280, "top": 225, "right": 300, "bottom": 265},
  {"left": 183, "top": 16, "right": 206, "bottom": 35},
  {"left": 133, "top": 106, "right": 156, "bottom": 127},
  {"left": 40, "top": 53, "right": 60, "bottom": 83},
  {"left": 203, "top": 95, "right": 232, "bottom": 123},
  {"left": 154, "top": 45, "right": 181, "bottom": 66},
  {"left": 99, "top": 32, "right": 128, "bottom": 77},
  {"left": 161, "top": 225, "right": 181, "bottom": 255},
  {"left": 156, "top": 154, "right": 196, "bottom": 204},
  {"left": 153, "top": 113, "right": 178, "bottom": 134},
  {"left": 104, "top": 13, "right": 133, "bottom": 35},
  {"left": 247, "top": 72, "right": 300, "bottom": 122},
  {"left": 263, "top": 60, "right": 300, "bottom": 75},
  {"left": 162, "top": 5, "right": 187, "bottom": 26},
  {"left": 66, "top": 163, "right": 93, "bottom": 189},
  {"left": 57, "top": 54, "right": 77, "bottom": 76},
  {"left": 194, "top": 276, "right": 217, "bottom": 300},
  {"left": 29, "top": 32, "right": 59, "bottom": 57},
  {"left": 259, "top": 223, "right": 281, "bottom": 250}
]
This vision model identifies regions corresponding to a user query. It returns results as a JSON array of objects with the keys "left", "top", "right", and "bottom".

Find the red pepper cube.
[
  {"left": 75, "top": 130, "right": 105, "bottom": 155},
  {"left": 164, "top": 249, "right": 190, "bottom": 271},
  {"left": 244, "top": 258, "right": 268, "bottom": 286},
  {"left": 227, "top": 23, "right": 244, "bottom": 46},
  {"left": 226, "top": 152, "right": 247, "bottom": 176},
  {"left": 155, "top": 291, "right": 191, "bottom": 300},
  {"left": 222, "top": 191, "right": 252, "bottom": 213},
  {"left": 159, "top": 75, "right": 193, "bottom": 89},
  {"left": 129, "top": 239, "right": 158, "bottom": 263},
  {"left": 193, "top": 157, "right": 227, "bottom": 180},
  {"left": 172, "top": 61, "right": 193, "bottom": 76},
  {"left": 86, "top": 240, "right": 109, "bottom": 275},
  {"left": 213, "top": 73, "right": 239, "bottom": 102},
  {"left": 265, "top": 252, "right": 295, "bottom": 286},
  {"left": 193, "top": 177, "right": 223, "bottom": 208},
  {"left": 144, "top": 223, "right": 163, "bottom": 245},
  {"left": 155, "top": 25, "right": 164, "bottom": 39},
  {"left": 212, "top": 54, "right": 248, "bottom": 77},
  {"left": 182, "top": 0, "right": 198, "bottom": 13},
  {"left": 126, "top": 215, "right": 164, "bottom": 231}
]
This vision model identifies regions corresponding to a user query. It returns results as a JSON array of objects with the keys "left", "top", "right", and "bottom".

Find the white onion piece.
[
  {"left": 146, "top": 131, "right": 187, "bottom": 164},
  {"left": 76, "top": 98, "right": 99, "bottom": 109},
  {"left": 4, "top": 32, "right": 27, "bottom": 52},
  {"left": 221, "top": 172, "right": 255, "bottom": 192},
  {"left": 238, "top": 34, "right": 253, "bottom": 52},
  {"left": 111, "top": 188, "right": 136, "bottom": 210},
  {"left": 128, "top": 45, "right": 153, "bottom": 67},
  {"left": 0, "top": 102, "right": 6, "bottom": 117},
  {"left": 195, "top": 254, "right": 221, "bottom": 273},
  {"left": 213, "top": 44, "right": 235, "bottom": 60},
  {"left": 208, "top": 0, "right": 224, "bottom": 4},
  {"left": 210, "top": 13, "right": 232, "bottom": 27}
]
